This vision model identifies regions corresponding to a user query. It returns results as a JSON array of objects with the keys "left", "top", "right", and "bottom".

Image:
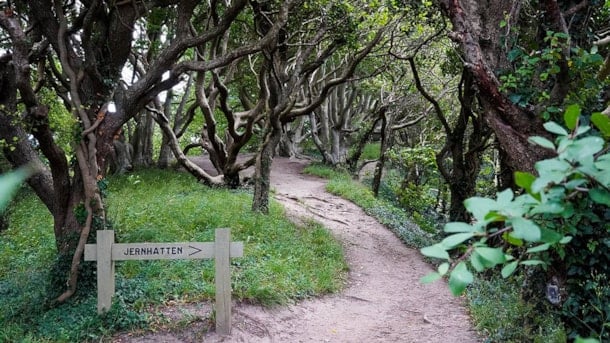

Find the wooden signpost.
[{"left": 84, "top": 228, "right": 244, "bottom": 335}]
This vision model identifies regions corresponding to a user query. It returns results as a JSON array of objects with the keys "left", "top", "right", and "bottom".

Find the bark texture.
[{"left": 440, "top": 0, "right": 553, "bottom": 175}]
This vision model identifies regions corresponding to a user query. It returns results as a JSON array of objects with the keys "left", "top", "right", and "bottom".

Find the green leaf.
[
  {"left": 509, "top": 93, "right": 523, "bottom": 105},
  {"left": 539, "top": 227, "right": 563, "bottom": 243},
  {"left": 510, "top": 217, "right": 541, "bottom": 241},
  {"left": 530, "top": 201, "right": 564, "bottom": 215},
  {"left": 496, "top": 188, "right": 514, "bottom": 206},
  {"left": 475, "top": 247, "right": 506, "bottom": 265},
  {"left": 464, "top": 197, "right": 497, "bottom": 222},
  {"left": 503, "top": 232, "right": 524, "bottom": 246},
  {"left": 501, "top": 261, "right": 519, "bottom": 278},
  {"left": 531, "top": 174, "right": 563, "bottom": 193},
  {"left": 532, "top": 159, "right": 572, "bottom": 193},
  {"left": 441, "top": 232, "right": 475, "bottom": 249},
  {"left": 535, "top": 158, "right": 572, "bottom": 174},
  {"left": 528, "top": 136, "right": 556, "bottom": 150},
  {"left": 589, "top": 188, "right": 610, "bottom": 206},
  {"left": 559, "top": 236, "right": 572, "bottom": 244},
  {"left": 515, "top": 171, "right": 536, "bottom": 194},
  {"left": 543, "top": 121, "right": 569, "bottom": 136},
  {"left": 444, "top": 222, "right": 476, "bottom": 233},
  {"left": 0, "top": 166, "right": 34, "bottom": 213},
  {"left": 438, "top": 262, "right": 449, "bottom": 276},
  {"left": 574, "top": 337, "right": 600, "bottom": 343},
  {"left": 563, "top": 104, "right": 580, "bottom": 130},
  {"left": 526, "top": 243, "right": 551, "bottom": 253},
  {"left": 574, "top": 125, "right": 591, "bottom": 136},
  {"left": 483, "top": 211, "right": 507, "bottom": 223},
  {"left": 557, "top": 135, "right": 571, "bottom": 153},
  {"left": 507, "top": 49, "right": 522, "bottom": 62},
  {"left": 564, "top": 179, "right": 587, "bottom": 190},
  {"left": 448, "top": 262, "right": 474, "bottom": 296},
  {"left": 420, "top": 244, "right": 449, "bottom": 260},
  {"left": 591, "top": 112, "right": 610, "bottom": 138},
  {"left": 563, "top": 136, "right": 604, "bottom": 162},
  {"left": 421, "top": 272, "right": 442, "bottom": 284},
  {"left": 470, "top": 251, "right": 487, "bottom": 272},
  {"left": 594, "top": 155, "right": 610, "bottom": 185}
]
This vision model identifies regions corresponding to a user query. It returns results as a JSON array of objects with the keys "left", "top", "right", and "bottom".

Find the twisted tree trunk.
[{"left": 440, "top": 0, "right": 553, "bottom": 175}]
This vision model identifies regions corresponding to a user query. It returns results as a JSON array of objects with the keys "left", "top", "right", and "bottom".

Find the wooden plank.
[
  {"left": 84, "top": 243, "right": 96, "bottom": 261},
  {"left": 96, "top": 230, "right": 115, "bottom": 314},
  {"left": 85, "top": 242, "right": 243, "bottom": 261},
  {"left": 113, "top": 242, "right": 212, "bottom": 260},
  {"left": 215, "top": 228, "right": 232, "bottom": 335}
]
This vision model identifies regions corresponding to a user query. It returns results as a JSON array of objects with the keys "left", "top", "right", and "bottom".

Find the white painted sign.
[
  {"left": 85, "top": 241, "right": 244, "bottom": 260},
  {"left": 84, "top": 228, "right": 243, "bottom": 335}
]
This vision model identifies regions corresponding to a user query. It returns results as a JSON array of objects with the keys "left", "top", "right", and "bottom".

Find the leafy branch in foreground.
[
  {"left": 420, "top": 104, "right": 610, "bottom": 340},
  {"left": 0, "top": 166, "right": 36, "bottom": 213}
]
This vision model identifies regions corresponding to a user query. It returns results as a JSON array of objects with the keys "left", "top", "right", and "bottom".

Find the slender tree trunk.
[
  {"left": 157, "top": 135, "right": 174, "bottom": 169},
  {"left": 372, "top": 110, "right": 394, "bottom": 197},
  {"left": 347, "top": 114, "right": 381, "bottom": 174},
  {"left": 329, "top": 127, "right": 347, "bottom": 165},
  {"left": 277, "top": 117, "right": 305, "bottom": 158},
  {"left": 131, "top": 111, "right": 155, "bottom": 168},
  {"left": 496, "top": 147, "right": 515, "bottom": 191},
  {"left": 158, "top": 85, "right": 194, "bottom": 169},
  {"left": 252, "top": 118, "right": 282, "bottom": 214},
  {"left": 310, "top": 111, "right": 334, "bottom": 164}
]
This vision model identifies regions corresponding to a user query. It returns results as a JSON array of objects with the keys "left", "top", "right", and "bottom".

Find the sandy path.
[{"left": 114, "top": 157, "right": 479, "bottom": 343}]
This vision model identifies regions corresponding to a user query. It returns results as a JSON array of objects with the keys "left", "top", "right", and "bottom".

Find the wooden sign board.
[
  {"left": 85, "top": 241, "right": 244, "bottom": 261},
  {"left": 84, "top": 228, "right": 243, "bottom": 335}
]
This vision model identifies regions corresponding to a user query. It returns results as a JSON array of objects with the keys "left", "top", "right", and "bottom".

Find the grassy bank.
[{"left": 0, "top": 169, "right": 347, "bottom": 342}]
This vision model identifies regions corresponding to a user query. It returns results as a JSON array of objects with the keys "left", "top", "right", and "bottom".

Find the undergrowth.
[
  {"left": 0, "top": 168, "right": 347, "bottom": 342},
  {"left": 468, "top": 275, "right": 567, "bottom": 343}
]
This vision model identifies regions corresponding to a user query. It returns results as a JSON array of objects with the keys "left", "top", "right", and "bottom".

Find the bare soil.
[{"left": 113, "top": 157, "right": 480, "bottom": 343}]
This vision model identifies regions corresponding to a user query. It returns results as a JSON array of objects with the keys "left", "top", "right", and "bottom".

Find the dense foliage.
[{"left": 421, "top": 106, "right": 610, "bottom": 340}]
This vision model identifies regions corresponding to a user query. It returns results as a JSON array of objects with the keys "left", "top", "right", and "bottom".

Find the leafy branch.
[{"left": 420, "top": 104, "right": 610, "bottom": 298}]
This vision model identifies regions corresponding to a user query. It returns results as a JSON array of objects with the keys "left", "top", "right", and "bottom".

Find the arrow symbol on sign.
[{"left": 189, "top": 245, "right": 202, "bottom": 256}]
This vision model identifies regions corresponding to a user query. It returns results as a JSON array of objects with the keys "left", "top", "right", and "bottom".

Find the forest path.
[{"left": 115, "top": 157, "right": 480, "bottom": 343}]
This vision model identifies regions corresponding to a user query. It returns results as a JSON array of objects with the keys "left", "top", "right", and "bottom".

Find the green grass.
[
  {"left": 357, "top": 142, "right": 381, "bottom": 160},
  {"left": 0, "top": 169, "right": 347, "bottom": 342},
  {"left": 468, "top": 276, "right": 567, "bottom": 343}
]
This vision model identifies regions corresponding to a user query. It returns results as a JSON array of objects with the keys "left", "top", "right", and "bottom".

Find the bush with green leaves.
[
  {"left": 420, "top": 105, "right": 610, "bottom": 341},
  {"left": 382, "top": 146, "right": 443, "bottom": 232}
]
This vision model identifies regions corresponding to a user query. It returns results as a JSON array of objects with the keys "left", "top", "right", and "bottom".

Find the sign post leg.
[
  {"left": 215, "top": 228, "right": 231, "bottom": 335},
  {"left": 96, "top": 230, "right": 115, "bottom": 314}
]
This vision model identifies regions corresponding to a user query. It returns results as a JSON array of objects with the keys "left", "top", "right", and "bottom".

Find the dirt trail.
[{"left": 114, "top": 157, "right": 480, "bottom": 343}]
